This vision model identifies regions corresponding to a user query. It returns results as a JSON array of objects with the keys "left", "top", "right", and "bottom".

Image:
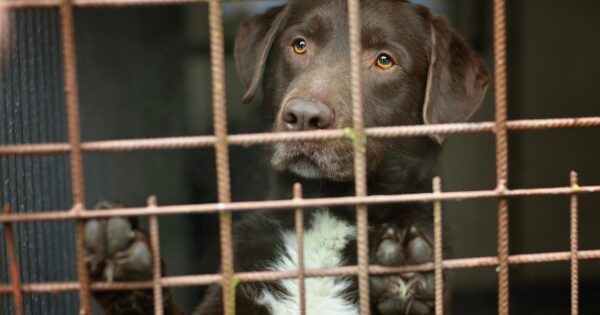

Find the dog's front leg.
[
  {"left": 369, "top": 223, "right": 436, "bottom": 315},
  {"left": 84, "top": 202, "right": 183, "bottom": 315}
]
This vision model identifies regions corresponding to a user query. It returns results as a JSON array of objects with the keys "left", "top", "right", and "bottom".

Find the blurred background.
[{"left": 0, "top": 0, "right": 599, "bottom": 314}]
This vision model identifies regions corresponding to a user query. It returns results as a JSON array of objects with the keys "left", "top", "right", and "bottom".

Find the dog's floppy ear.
[
  {"left": 234, "top": 5, "right": 288, "bottom": 104},
  {"left": 422, "top": 16, "right": 490, "bottom": 143}
]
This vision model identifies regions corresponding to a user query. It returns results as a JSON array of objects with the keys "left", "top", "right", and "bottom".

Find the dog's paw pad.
[
  {"left": 371, "top": 273, "right": 434, "bottom": 315},
  {"left": 84, "top": 219, "right": 104, "bottom": 253},
  {"left": 373, "top": 224, "right": 433, "bottom": 266},
  {"left": 84, "top": 202, "right": 152, "bottom": 282},
  {"left": 106, "top": 217, "right": 135, "bottom": 255},
  {"left": 126, "top": 241, "right": 152, "bottom": 273}
]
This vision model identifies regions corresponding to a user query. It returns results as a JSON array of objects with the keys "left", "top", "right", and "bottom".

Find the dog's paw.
[
  {"left": 85, "top": 202, "right": 152, "bottom": 282},
  {"left": 370, "top": 223, "right": 435, "bottom": 315}
]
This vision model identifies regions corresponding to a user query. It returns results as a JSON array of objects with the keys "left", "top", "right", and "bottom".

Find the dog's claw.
[{"left": 371, "top": 223, "right": 435, "bottom": 315}]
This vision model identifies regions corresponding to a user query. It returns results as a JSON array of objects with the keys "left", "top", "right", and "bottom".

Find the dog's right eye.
[
  {"left": 292, "top": 39, "right": 307, "bottom": 54},
  {"left": 375, "top": 54, "right": 394, "bottom": 70}
]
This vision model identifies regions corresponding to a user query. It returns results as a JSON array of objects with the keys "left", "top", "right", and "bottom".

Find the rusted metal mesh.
[{"left": 0, "top": 0, "right": 597, "bottom": 314}]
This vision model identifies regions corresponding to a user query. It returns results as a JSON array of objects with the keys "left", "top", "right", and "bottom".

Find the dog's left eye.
[
  {"left": 292, "top": 39, "right": 307, "bottom": 54},
  {"left": 375, "top": 54, "right": 394, "bottom": 70}
]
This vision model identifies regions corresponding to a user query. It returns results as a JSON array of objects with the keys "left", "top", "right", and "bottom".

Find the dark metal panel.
[{"left": 0, "top": 9, "right": 77, "bottom": 315}]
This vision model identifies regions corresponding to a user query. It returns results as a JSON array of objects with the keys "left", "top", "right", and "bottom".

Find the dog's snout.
[{"left": 282, "top": 99, "right": 334, "bottom": 131}]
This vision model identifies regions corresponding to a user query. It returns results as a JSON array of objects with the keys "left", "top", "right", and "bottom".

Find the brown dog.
[
  {"left": 199, "top": 0, "right": 488, "bottom": 314},
  {"left": 85, "top": 1, "right": 488, "bottom": 314}
]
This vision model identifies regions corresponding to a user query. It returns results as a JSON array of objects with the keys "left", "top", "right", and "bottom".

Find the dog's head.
[{"left": 235, "top": 0, "right": 489, "bottom": 182}]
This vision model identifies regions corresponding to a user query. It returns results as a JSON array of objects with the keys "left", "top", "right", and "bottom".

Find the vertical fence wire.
[
  {"left": 433, "top": 177, "right": 443, "bottom": 315},
  {"left": 3, "top": 205, "right": 24, "bottom": 315},
  {"left": 208, "top": 1, "right": 234, "bottom": 314},
  {"left": 347, "top": 0, "right": 370, "bottom": 314},
  {"left": 570, "top": 171, "right": 579, "bottom": 315},
  {"left": 59, "top": 0, "right": 91, "bottom": 313},
  {"left": 493, "top": 0, "right": 510, "bottom": 314},
  {"left": 293, "top": 183, "right": 306, "bottom": 315},
  {"left": 148, "top": 196, "right": 164, "bottom": 315}
]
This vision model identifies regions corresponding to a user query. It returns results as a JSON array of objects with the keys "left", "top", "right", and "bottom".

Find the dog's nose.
[{"left": 281, "top": 99, "right": 334, "bottom": 131}]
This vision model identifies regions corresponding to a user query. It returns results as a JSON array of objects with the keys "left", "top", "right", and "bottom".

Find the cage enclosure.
[{"left": 1, "top": 0, "right": 600, "bottom": 315}]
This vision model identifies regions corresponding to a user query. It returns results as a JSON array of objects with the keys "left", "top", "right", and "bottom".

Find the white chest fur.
[{"left": 255, "top": 210, "right": 359, "bottom": 315}]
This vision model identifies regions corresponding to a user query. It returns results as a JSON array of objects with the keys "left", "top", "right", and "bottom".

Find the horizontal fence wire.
[
  {"left": 0, "top": 184, "right": 599, "bottom": 223},
  {"left": 0, "top": 0, "right": 282, "bottom": 9},
  {"left": 2, "top": 248, "right": 600, "bottom": 293},
  {"left": 0, "top": 117, "right": 599, "bottom": 155}
]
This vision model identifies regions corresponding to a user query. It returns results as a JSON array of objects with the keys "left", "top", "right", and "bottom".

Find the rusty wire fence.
[{"left": 0, "top": 0, "right": 599, "bottom": 315}]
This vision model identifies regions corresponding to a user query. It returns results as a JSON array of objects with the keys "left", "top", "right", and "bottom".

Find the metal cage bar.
[
  {"left": 346, "top": 0, "right": 370, "bottom": 313},
  {"left": 148, "top": 196, "right": 164, "bottom": 315},
  {"left": 433, "top": 178, "right": 443, "bottom": 315},
  {"left": 207, "top": 1, "right": 235, "bottom": 314},
  {"left": 1, "top": 184, "right": 600, "bottom": 223},
  {"left": 0, "top": 0, "right": 258, "bottom": 9},
  {"left": 2, "top": 241, "right": 600, "bottom": 293},
  {"left": 293, "top": 183, "right": 306, "bottom": 315},
  {"left": 570, "top": 172, "right": 579, "bottom": 315},
  {"left": 58, "top": 0, "right": 92, "bottom": 312},
  {"left": 1, "top": 117, "right": 599, "bottom": 156},
  {"left": 2, "top": 205, "right": 24, "bottom": 315},
  {"left": 492, "top": 0, "right": 510, "bottom": 313}
]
